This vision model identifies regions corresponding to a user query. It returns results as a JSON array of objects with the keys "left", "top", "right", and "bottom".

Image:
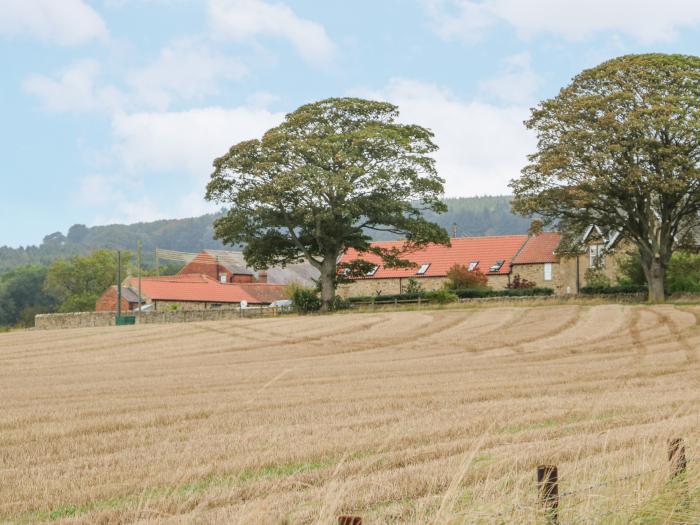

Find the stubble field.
[{"left": 1, "top": 303, "right": 700, "bottom": 524}]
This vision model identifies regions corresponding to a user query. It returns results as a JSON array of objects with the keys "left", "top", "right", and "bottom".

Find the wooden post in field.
[
  {"left": 668, "top": 438, "right": 687, "bottom": 479},
  {"left": 537, "top": 465, "right": 559, "bottom": 524},
  {"left": 338, "top": 517, "right": 362, "bottom": 525}
]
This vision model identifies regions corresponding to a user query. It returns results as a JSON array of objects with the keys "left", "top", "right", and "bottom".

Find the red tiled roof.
[
  {"left": 124, "top": 274, "right": 286, "bottom": 304},
  {"left": 511, "top": 232, "right": 561, "bottom": 265},
  {"left": 339, "top": 235, "right": 529, "bottom": 279}
]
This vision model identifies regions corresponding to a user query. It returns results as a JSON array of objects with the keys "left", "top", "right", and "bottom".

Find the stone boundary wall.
[{"left": 35, "top": 306, "right": 292, "bottom": 330}]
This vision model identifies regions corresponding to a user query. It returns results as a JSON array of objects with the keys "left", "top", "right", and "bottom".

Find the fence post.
[
  {"left": 338, "top": 517, "right": 362, "bottom": 525},
  {"left": 537, "top": 465, "right": 559, "bottom": 524},
  {"left": 668, "top": 438, "right": 687, "bottom": 480}
]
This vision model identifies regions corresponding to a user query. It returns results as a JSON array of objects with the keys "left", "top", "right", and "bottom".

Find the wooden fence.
[{"left": 336, "top": 438, "right": 693, "bottom": 524}]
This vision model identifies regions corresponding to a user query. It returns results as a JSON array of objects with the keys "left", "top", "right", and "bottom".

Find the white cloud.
[
  {"left": 479, "top": 52, "right": 540, "bottom": 104},
  {"left": 127, "top": 39, "right": 248, "bottom": 111},
  {"left": 24, "top": 60, "right": 124, "bottom": 113},
  {"left": 423, "top": 0, "right": 700, "bottom": 43},
  {"left": 0, "top": 0, "right": 107, "bottom": 45},
  {"left": 25, "top": 40, "right": 247, "bottom": 113},
  {"left": 355, "top": 78, "right": 535, "bottom": 197},
  {"left": 111, "top": 106, "right": 284, "bottom": 178},
  {"left": 208, "top": 0, "right": 336, "bottom": 66},
  {"left": 78, "top": 174, "right": 166, "bottom": 225}
]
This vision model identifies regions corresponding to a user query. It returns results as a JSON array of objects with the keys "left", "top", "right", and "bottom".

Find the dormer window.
[
  {"left": 416, "top": 263, "right": 430, "bottom": 275},
  {"left": 219, "top": 273, "right": 227, "bottom": 283},
  {"left": 489, "top": 260, "right": 505, "bottom": 273},
  {"left": 468, "top": 261, "right": 479, "bottom": 272}
]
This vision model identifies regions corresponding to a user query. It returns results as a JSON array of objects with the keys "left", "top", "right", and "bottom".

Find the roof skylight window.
[
  {"left": 366, "top": 265, "right": 379, "bottom": 276},
  {"left": 489, "top": 260, "right": 505, "bottom": 273},
  {"left": 468, "top": 261, "right": 479, "bottom": 271},
  {"left": 416, "top": 263, "right": 430, "bottom": 275}
]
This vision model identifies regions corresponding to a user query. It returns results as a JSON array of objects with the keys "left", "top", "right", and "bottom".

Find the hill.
[{"left": 0, "top": 196, "right": 531, "bottom": 273}]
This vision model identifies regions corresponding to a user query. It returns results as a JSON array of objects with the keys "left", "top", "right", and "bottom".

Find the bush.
[
  {"left": 667, "top": 252, "right": 700, "bottom": 293},
  {"left": 445, "top": 264, "right": 488, "bottom": 289},
  {"left": 331, "top": 295, "right": 351, "bottom": 311},
  {"left": 452, "top": 287, "right": 554, "bottom": 298},
  {"left": 425, "top": 289, "right": 458, "bottom": 304},
  {"left": 580, "top": 284, "right": 648, "bottom": 295},
  {"left": 346, "top": 287, "right": 554, "bottom": 303},
  {"left": 506, "top": 274, "right": 536, "bottom": 289},
  {"left": 287, "top": 284, "right": 322, "bottom": 312},
  {"left": 584, "top": 267, "right": 612, "bottom": 288},
  {"left": 404, "top": 278, "right": 423, "bottom": 294}
]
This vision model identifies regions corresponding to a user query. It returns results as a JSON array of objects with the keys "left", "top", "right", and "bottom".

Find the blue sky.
[{"left": 2, "top": 0, "right": 700, "bottom": 247}]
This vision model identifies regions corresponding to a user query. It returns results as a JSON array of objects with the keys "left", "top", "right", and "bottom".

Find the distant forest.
[{"left": 0, "top": 195, "right": 531, "bottom": 274}]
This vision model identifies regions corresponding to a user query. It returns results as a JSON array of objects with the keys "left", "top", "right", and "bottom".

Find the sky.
[{"left": 2, "top": 1, "right": 700, "bottom": 247}]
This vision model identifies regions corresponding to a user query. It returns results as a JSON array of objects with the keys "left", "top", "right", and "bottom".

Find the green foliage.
[
  {"left": 426, "top": 289, "right": 458, "bottom": 304},
  {"left": 506, "top": 274, "right": 536, "bottom": 289},
  {"left": 44, "top": 250, "right": 131, "bottom": 313},
  {"left": 584, "top": 267, "right": 612, "bottom": 289},
  {"left": 616, "top": 252, "right": 647, "bottom": 286},
  {"left": 403, "top": 278, "right": 423, "bottom": 294},
  {"left": 0, "top": 264, "right": 56, "bottom": 327},
  {"left": 347, "top": 287, "right": 553, "bottom": 302},
  {"left": 666, "top": 252, "right": 700, "bottom": 293},
  {"left": 206, "top": 97, "right": 449, "bottom": 311},
  {"left": 288, "top": 285, "right": 322, "bottom": 313},
  {"left": 445, "top": 264, "right": 489, "bottom": 290},
  {"left": 580, "top": 284, "right": 648, "bottom": 295},
  {"left": 511, "top": 53, "right": 700, "bottom": 303}
]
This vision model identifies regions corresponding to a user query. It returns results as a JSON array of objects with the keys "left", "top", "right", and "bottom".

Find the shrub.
[
  {"left": 404, "top": 278, "right": 423, "bottom": 294},
  {"left": 288, "top": 285, "right": 321, "bottom": 312},
  {"left": 506, "top": 274, "right": 536, "bottom": 289},
  {"left": 425, "top": 289, "right": 458, "bottom": 304},
  {"left": 584, "top": 267, "right": 612, "bottom": 288},
  {"left": 331, "top": 295, "right": 351, "bottom": 311},
  {"left": 666, "top": 252, "right": 700, "bottom": 293},
  {"left": 346, "top": 287, "right": 554, "bottom": 303},
  {"left": 580, "top": 284, "right": 647, "bottom": 295},
  {"left": 445, "top": 264, "right": 488, "bottom": 289}
]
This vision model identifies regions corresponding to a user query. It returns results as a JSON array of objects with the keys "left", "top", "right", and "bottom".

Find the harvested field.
[{"left": 1, "top": 304, "right": 700, "bottom": 524}]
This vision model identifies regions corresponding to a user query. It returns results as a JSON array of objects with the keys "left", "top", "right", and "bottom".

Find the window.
[
  {"left": 489, "top": 260, "right": 505, "bottom": 273},
  {"left": 468, "top": 261, "right": 479, "bottom": 271},
  {"left": 589, "top": 245, "right": 605, "bottom": 268},
  {"left": 219, "top": 273, "right": 227, "bottom": 283},
  {"left": 544, "top": 263, "right": 552, "bottom": 281},
  {"left": 416, "top": 263, "right": 430, "bottom": 275},
  {"left": 366, "top": 265, "right": 379, "bottom": 276}
]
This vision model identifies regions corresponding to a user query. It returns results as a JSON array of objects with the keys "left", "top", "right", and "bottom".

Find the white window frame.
[
  {"left": 416, "top": 263, "right": 430, "bottom": 275},
  {"left": 366, "top": 265, "right": 378, "bottom": 276},
  {"left": 219, "top": 273, "right": 227, "bottom": 283},
  {"left": 543, "top": 262, "right": 552, "bottom": 281},
  {"left": 468, "top": 261, "right": 479, "bottom": 272},
  {"left": 589, "top": 245, "right": 605, "bottom": 268}
]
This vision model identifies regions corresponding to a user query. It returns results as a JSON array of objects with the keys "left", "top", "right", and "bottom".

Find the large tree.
[
  {"left": 511, "top": 54, "right": 700, "bottom": 302},
  {"left": 206, "top": 97, "right": 449, "bottom": 310}
]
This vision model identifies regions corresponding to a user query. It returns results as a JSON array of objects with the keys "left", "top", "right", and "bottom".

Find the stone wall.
[
  {"left": 35, "top": 306, "right": 287, "bottom": 330},
  {"left": 337, "top": 274, "right": 511, "bottom": 298}
]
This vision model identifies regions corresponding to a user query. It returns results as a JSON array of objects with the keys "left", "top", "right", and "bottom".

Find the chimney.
[{"left": 258, "top": 271, "right": 268, "bottom": 284}]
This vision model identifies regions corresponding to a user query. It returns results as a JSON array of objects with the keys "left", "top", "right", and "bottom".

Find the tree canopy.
[
  {"left": 44, "top": 250, "right": 131, "bottom": 313},
  {"left": 206, "top": 97, "right": 449, "bottom": 310},
  {"left": 510, "top": 54, "right": 700, "bottom": 302}
]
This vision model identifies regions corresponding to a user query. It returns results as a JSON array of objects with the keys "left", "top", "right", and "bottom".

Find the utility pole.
[
  {"left": 117, "top": 250, "right": 122, "bottom": 320},
  {"left": 155, "top": 249, "right": 160, "bottom": 277},
  {"left": 137, "top": 240, "right": 142, "bottom": 317}
]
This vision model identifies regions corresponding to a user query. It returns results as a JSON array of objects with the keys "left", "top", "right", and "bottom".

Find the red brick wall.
[
  {"left": 232, "top": 274, "right": 254, "bottom": 283},
  {"left": 95, "top": 287, "right": 132, "bottom": 312}
]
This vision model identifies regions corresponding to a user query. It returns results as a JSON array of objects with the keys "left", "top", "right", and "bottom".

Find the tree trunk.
[
  {"left": 319, "top": 257, "right": 337, "bottom": 312},
  {"left": 644, "top": 257, "right": 666, "bottom": 303}
]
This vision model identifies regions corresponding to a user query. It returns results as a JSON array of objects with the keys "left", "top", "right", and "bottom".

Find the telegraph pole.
[
  {"left": 116, "top": 250, "right": 122, "bottom": 320},
  {"left": 137, "top": 240, "right": 142, "bottom": 317}
]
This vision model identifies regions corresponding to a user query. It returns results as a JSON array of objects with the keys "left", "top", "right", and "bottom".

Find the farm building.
[
  {"left": 337, "top": 229, "right": 629, "bottom": 297},
  {"left": 96, "top": 274, "right": 287, "bottom": 312},
  {"left": 174, "top": 249, "right": 319, "bottom": 287}
]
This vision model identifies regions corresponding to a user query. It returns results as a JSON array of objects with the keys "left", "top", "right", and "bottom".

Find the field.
[{"left": 2, "top": 304, "right": 700, "bottom": 524}]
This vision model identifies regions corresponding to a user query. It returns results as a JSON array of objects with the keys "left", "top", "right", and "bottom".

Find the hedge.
[
  {"left": 346, "top": 287, "right": 554, "bottom": 303},
  {"left": 580, "top": 284, "right": 648, "bottom": 295}
]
